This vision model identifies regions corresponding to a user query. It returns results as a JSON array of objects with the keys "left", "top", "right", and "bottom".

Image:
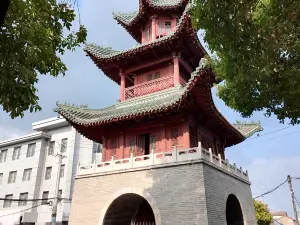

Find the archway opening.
[
  {"left": 226, "top": 194, "right": 244, "bottom": 225},
  {"left": 103, "top": 193, "right": 156, "bottom": 225}
]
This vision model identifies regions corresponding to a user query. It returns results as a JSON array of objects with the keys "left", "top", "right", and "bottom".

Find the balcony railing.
[
  {"left": 125, "top": 75, "right": 174, "bottom": 100},
  {"left": 77, "top": 143, "right": 249, "bottom": 182},
  {"left": 125, "top": 75, "right": 187, "bottom": 100}
]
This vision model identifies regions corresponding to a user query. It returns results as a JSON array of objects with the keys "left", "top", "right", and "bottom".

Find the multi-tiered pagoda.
[{"left": 56, "top": 1, "right": 260, "bottom": 225}]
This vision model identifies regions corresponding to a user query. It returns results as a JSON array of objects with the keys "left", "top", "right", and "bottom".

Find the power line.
[
  {"left": 253, "top": 178, "right": 288, "bottom": 199},
  {"left": 0, "top": 203, "right": 44, "bottom": 218},
  {"left": 247, "top": 126, "right": 293, "bottom": 141},
  {"left": 230, "top": 129, "right": 300, "bottom": 150}
]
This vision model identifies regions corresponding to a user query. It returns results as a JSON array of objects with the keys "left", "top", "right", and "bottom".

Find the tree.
[
  {"left": 0, "top": 0, "right": 10, "bottom": 26},
  {"left": 192, "top": 0, "right": 300, "bottom": 124},
  {"left": 0, "top": 0, "right": 87, "bottom": 118},
  {"left": 253, "top": 200, "right": 273, "bottom": 225}
]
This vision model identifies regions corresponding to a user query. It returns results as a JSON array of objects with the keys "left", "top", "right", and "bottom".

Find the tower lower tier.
[{"left": 69, "top": 153, "right": 257, "bottom": 225}]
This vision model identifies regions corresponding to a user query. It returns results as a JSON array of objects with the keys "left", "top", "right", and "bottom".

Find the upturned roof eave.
[
  {"left": 112, "top": 0, "right": 189, "bottom": 42},
  {"left": 55, "top": 59, "right": 260, "bottom": 146}
]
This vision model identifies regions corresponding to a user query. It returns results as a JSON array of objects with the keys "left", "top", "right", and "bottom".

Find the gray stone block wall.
[{"left": 69, "top": 161, "right": 256, "bottom": 225}]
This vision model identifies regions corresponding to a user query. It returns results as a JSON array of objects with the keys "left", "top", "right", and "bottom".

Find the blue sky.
[{"left": 0, "top": 0, "right": 300, "bottom": 217}]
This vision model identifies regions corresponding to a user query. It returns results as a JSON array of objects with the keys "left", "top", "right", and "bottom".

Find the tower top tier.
[{"left": 113, "top": 0, "right": 189, "bottom": 43}]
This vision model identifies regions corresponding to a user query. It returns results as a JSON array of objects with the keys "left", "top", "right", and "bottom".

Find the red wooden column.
[
  {"left": 120, "top": 69, "right": 125, "bottom": 101},
  {"left": 151, "top": 15, "right": 157, "bottom": 41},
  {"left": 182, "top": 120, "right": 190, "bottom": 148},
  {"left": 173, "top": 53, "right": 180, "bottom": 86},
  {"left": 119, "top": 132, "right": 125, "bottom": 159}
]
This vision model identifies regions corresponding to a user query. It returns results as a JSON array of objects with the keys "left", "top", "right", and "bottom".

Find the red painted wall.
[
  {"left": 134, "top": 64, "right": 173, "bottom": 85},
  {"left": 101, "top": 116, "right": 225, "bottom": 162}
]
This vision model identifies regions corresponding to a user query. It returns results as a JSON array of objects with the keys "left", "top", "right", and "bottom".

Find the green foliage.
[
  {"left": 253, "top": 200, "right": 273, "bottom": 225},
  {"left": 0, "top": 0, "right": 87, "bottom": 118},
  {"left": 192, "top": 0, "right": 300, "bottom": 124}
]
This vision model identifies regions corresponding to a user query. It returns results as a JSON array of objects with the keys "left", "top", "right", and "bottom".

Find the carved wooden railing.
[
  {"left": 77, "top": 143, "right": 249, "bottom": 181},
  {"left": 125, "top": 75, "right": 174, "bottom": 100}
]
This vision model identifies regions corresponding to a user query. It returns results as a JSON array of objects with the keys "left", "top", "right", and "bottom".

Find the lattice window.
[
  {"left": 145, "top": 24, "right": 152, "bottom": 42},
  {"left": 165, "top": 21, "right": 172, "bottom": 32},
  {"left": 147, "top": 74, "right": 152, "bottom": 81},
  {"left": 138, "top": 135, "right": 145, "bottom": 153},
  {"left": 154, "top": 72, "right": 160, "bottom": 79},
  {"left": 129, "top": 136, "right": 136, "bottom": 153},
  {"left": 150, "top": 134, "right": 157, "bottom": 151},
  {"left": 171, "top": 128, "right": 179, "bottom": 147},
  {"left": 157, "top": 20, "right": 172, "bottom": 36}
]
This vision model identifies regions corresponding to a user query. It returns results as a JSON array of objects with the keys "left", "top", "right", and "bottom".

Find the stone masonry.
[{"left": 69, "top": 160, "right": 257, "bottom": 225}]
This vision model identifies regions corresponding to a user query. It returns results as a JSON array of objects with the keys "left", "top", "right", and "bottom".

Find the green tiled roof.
[
  {"left": 56, "top": 58, "right": 207, "bottom": 125},
  {"left": 85, "top": 3, "right": 192, "bottom": 59},
  {"left": 112, "top": 11, "right": 138, "bottom": 25},
  {"left": 113, "top": 0, "right": 185, "bottom": 26},
  {"left": 55, "top": 58, "right": 261, "bottom": 140},
  {"left": 232, "top": 123, "right": 263, "bottom": 138}
]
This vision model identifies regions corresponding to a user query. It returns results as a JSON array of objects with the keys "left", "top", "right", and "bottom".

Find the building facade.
[
  {"left": 0, "top": 117, "right": 102, "bottom": 225},
  {"left": 55, "top": 0, "right": 262, "bottom": 224}
]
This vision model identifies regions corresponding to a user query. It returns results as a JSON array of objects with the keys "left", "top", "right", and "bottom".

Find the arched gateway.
[
  {"left": 103, "top": 193, "right": 156, "bottom": 225},
  {"left": 226, "top": 194, "right": 244, "bottom": 225}
]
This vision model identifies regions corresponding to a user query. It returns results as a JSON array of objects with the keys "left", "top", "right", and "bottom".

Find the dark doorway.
[
  {"left": 139, "top": 133, "right": 150, "bottom": 155},
  {"left": 226, "top": 194, "right": 244, "bottom": 225},
  {"left": 103, "top": 193, "right": 155, "bottom": 225}
]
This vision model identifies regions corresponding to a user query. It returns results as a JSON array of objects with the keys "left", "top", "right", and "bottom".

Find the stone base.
[{"left": 69, "top": 160, "right": 257, "bottom": 225}]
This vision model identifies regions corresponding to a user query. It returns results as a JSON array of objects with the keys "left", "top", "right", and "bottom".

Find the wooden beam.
[
  {"left": 124, "top": 55, "right": 173, "bottom": 74},
  {"left": 179, "top": 58, "right": 193, "bottom": 74}
]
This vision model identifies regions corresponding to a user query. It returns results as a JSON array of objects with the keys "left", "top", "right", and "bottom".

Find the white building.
[{"left": 0, "top": 117, "right": 102, "bottom": 225}]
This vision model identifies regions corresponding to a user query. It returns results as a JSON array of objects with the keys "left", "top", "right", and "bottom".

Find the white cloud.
[{"left": 248, "top": 156, "right": 300, "bottom": 217}]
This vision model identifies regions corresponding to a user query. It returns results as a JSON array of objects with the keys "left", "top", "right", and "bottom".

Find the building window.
[
  {"left": 0, "top": 173, "right": 3, "bottom": 185},
  {"left": 147, "top": 74, "right": 152, "bottom": 81},
  {"left": 3, "top": 194, "right": 13, "bottom": 208},
  {"left": 93, "top": 143, "right": 102, "bottom": 153},
  {"left": 12, "top": 146, "right": 21, "bottom": 160},
  {"left": 165, "top": 21, "right": 172, "bottom": 32},
  {"left": 171, "top": 128, "right": 179, "bottom": 147},
  {"left": 18, "top": 193, "right": 28, "bottom": 206},
  {"left": 145, "top": 24, "right": 152, "bottom": 42},
  {"left": 61, "top": 139, "right": 68, "bottom": 153},
  {"left": 154, "top": 72, "right": 160, "bottom": 79},
  {"left": 0, "top": 149, "right": 8, "bottom": 163},
  {"left": 58, "top": 190, "right": 62, "bottom": 202},
  {"left": 60, "top": 165, "right": 65, "bottom": 178},
  {"left": 8, "top": 171, "right": 17, "bottom": 184},
  {"left": 26, "top": 143, "right": 36, "bottom": 157},
  {"left": 42, "top": 191, "right": 49, "bottom": 205},
  {"left": 48, "top": 141, "right": 55, "bottom": 156},
  {"left": 157, "top": 20, "right": 172, "bottom": 36},
  {"left": 22, "top": 168, "right": 32, "bottom": 181},
  {"left": 45, "top": 167, "right": 52, "bottom": 180}
]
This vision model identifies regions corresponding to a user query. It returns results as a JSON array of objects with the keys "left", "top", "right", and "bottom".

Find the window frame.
[
  {"left": 0, "top": 149, "right": 8, "bottom": 163},
  {"left": 3, "top": 194, "right": 13, "bottom": 208},
  {"left": 45, "top": 167, "right": 52, "bottom": 180},
  {"left": 60, "top": 165, "right": 65, "bottom": 178},
  {"left": 42, "top": 191, "right": 49, "bottom": 205},
  {"left": 61, "top": 138, "right": 68, "bottom": 153},
  {"left": 12, "top": 146, "right": 21, "bottom": 161},
  {"left": 18, "top": 192, "right": 28, "bottom": 206},
  {"left": 48, "top": 141, "right": 55, "bottom": 156},
  {"left": 26, "top": 143, "right": 36, "bottom": 158},
  {"left": 8, "top": 171, "right": 17, "bottom": 184},
  {"left": 22, "top": 168, "right": 32, "bottom": 182}
]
